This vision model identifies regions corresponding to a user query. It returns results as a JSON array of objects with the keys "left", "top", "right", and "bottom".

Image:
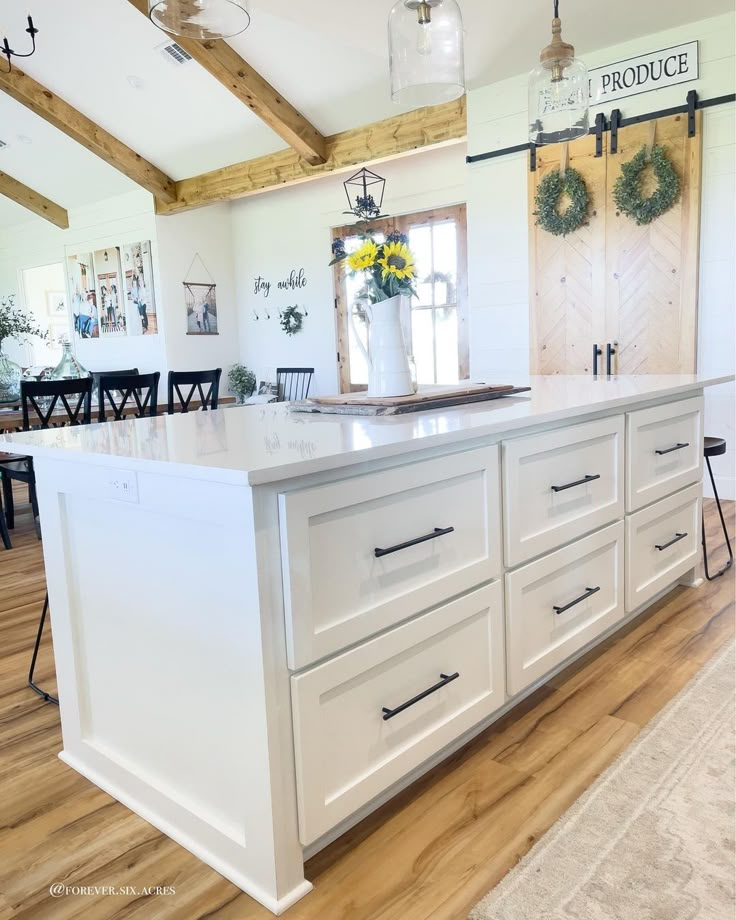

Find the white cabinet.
[
  {"left": 626, "top": 396, "right": 703, "bottom": 512},
  {"left": 502, "top": 416, "right": 624, "bottom": 567},
  {"left": 625, "top": 484, "right": 701, "bottom": 611},
  {"left": 279, "top": 447, "right": 501, "bottom": 669},
  {"left": 505, "top": 522, "right": 625, "bottom": 695},
  {"left": 291, "top": 582, "right": 505, "bottom": 845}
]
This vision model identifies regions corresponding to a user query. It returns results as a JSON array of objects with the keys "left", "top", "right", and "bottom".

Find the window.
[
  {"left": 19, "top": 262, "right": 68, "bottom": 367},
  {"left": 332, "top": 204, "right": 468, "bottom": 393}
]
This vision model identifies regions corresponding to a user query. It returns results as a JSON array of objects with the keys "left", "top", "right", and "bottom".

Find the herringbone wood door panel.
[
  {"left": 529, "top": 135, "right": 607, "bottom": 374},
  {"left": 605, "top": 112, "right": 701, "bottom": 374}
]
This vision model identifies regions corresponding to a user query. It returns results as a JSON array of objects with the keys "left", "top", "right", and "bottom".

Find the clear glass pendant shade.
[
  {"left": 528, "top": 56, "right": 589, "bottom": 145},
  {"left": 149, "top": 0, "right": 250, "bottom": 40},
  {"left": 389, "top": 0, "right": 465, "bottom": 107}
]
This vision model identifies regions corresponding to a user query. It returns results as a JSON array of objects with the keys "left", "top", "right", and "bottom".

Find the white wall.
[
  {"left": 231, "top": 144, "right": 467, "bottom": 395},
  {"left": 466, "top": 12, "right": 736, "bottom": 496}
]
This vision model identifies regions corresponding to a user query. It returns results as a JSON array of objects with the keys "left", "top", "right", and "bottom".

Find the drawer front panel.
[
  {"left": 291, "top": 582, "right": 505, "bottom": 845},
  {"left": 625, "top": 484, "right": 701, "bottom": 612},
  {"left": 505, "top": 522, "right": 625, "bottom": 695},
  {"left": 279, "top": 447, "right": 501, "bottom": 669},
  {"left": 626, "top": 396, "right": 703, "bottom": 512},
  {"left": 503, "top": 416, "right": 624, "bottom": 567}
]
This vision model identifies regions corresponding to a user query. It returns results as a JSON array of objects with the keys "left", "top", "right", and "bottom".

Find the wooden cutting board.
[{"left": 293, "top": 384, "right": 531, "bottom": 416}]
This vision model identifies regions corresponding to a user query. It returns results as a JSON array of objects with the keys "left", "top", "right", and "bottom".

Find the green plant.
[
  {"left": 228, "top": 363, "right": 256, "bottom": 403},
  {"left": 0, "top": 294, "right": 46, "bottom": 348},
  {"left": 533, "top": 167, "right": 589, "bottom": 237},
  {"left": 612, "top": 144, "right": 680, "bottom": 226}
]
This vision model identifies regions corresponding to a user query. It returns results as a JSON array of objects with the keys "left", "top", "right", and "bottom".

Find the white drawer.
[
  {"left": 279, "top": 447, "right": 501, "bottom": 669},
  {"left": 291, "top": 581, "right": 505, "bottom": 845},
  {"left": 505, "top": 522, "right": 625, "bottom": 696},
  {"left": 625, "top": 483, "right": 701, "bottom": 612},
  {"left": 626, "top": 397, "right": 703, "bottom": 512},
  {"left": 502, "top": 416, "right": 624, "bottom": 567}
]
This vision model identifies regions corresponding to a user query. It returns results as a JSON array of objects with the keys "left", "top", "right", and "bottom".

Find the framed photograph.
[
  {"left": 67, "top": 252, "right": 99, "bottom": 339},
  {"left": 93, "top": 248, "right": 125, "bottom": 337},
  {"left": 185, "top": 282, "right": 218, "bottom": 335},
  {"left": 257, "top": 381, "right": 279, "bottom": 397},
  {"left": 122, "top": 240, "right": 158, "bottom": 336}
]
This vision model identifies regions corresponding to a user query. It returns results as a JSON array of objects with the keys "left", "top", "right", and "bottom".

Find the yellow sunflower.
[
  {"left": 378, "top": 241, "right": 415, "bottom": 282},
  {"left": 346, "top": 240, "right": 378, "bottom": 272}
]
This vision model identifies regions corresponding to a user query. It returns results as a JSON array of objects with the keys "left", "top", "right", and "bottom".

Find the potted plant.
[
  {"left": 0, "top": 295, "right": 47, "bottom": 404},
  {"left": 228, "top": 363, "right": 257, "bottom": 404}
]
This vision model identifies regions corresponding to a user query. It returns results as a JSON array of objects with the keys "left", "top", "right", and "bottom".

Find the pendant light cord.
[{"left": 553, "top": 0, "right": 559, "bottom": 17}]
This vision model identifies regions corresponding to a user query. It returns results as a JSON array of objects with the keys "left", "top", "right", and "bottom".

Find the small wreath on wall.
[
  {"left": 612, "top": 144, "right": 680, "bottom": 226},
  {"left": 279, "top": 305, "right": 304, "bottom": 336},
  {"left": 533, "top": 167, "right": 589, "bottom": 237}
]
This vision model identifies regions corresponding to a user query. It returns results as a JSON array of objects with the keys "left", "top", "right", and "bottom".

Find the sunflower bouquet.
[{"left": 330, "top": 230, "right": 417, "bottom": 302}]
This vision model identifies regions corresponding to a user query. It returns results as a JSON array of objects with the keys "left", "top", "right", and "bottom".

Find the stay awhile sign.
[{"left": 589, "top": 41, "right": 699, "bottom": 105}]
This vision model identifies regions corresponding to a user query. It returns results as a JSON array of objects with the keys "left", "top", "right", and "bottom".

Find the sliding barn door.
[
  {"left": 529, "top": 135, "right": 607, "bottom": 374},
  {"left": 528, "top": 112, "right": 702, "bottom": 375},
  {"left": 605, "top": 112, "right": 702, "bottom": 374}
]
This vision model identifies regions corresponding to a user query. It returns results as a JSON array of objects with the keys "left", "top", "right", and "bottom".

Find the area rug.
[{"left": 470, "top": 640, "right": 736, "bottom": 920}]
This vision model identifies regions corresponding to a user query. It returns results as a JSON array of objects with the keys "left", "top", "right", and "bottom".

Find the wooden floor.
[{"left": 0, "top": 486, "right": 733, "bottom": 920}]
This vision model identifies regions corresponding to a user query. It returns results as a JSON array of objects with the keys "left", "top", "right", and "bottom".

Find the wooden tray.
[{"left": 292, "top": 384, "right": 531, "bottom": 416}]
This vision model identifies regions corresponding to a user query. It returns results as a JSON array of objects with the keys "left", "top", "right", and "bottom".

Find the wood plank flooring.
[{"left": 0, "top": 485, "right": 733, "bottom": 920}]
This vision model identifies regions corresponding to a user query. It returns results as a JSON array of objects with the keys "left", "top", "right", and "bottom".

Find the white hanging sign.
[{"left": 588, "top": 41, "right": 699, "bottom": 105}]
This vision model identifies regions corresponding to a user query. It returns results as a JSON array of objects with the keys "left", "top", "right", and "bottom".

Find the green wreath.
[
  {"left": 279, "top": 305, "right": 304, "bottom": 336},
  {"left": 533, "top": 167, "right": 589, "bottom": 237},
  {"left": 612, "top": 144, "right": 680, "bottom": 226}
]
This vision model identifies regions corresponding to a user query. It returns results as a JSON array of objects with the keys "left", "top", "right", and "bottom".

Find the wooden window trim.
[{"left": 332, "top": 204, "right": 468, "bottom": 393}]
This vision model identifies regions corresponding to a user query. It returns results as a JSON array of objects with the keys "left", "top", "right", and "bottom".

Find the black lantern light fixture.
[
  {"left": 1, "top": 15, "right": 39, "bottom": 73},
  {"left": 343, "top": 168, "right": 388, "bottom": 222}
]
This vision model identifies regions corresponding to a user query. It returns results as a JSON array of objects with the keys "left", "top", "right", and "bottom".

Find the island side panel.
[{"left": 33, "top": 456, "right": 310, "bottom": 913}]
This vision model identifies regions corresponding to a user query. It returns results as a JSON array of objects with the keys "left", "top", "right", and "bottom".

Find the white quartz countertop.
[{"left": 2, "top": 375, "right": 732, "bottom": 486}]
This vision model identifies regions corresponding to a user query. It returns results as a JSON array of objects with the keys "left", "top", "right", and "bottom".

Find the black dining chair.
[
  {"left": 276, "top": 367, "right": 314, "bottom": 402},
  {"left": 167, "top": 368, "right": 222, "bottom": 414},
  {"left": 98, "top": 371, "right": 160, "bottom": 422},
  {"left": 0, "top": 485, "right": 11, "bottom": 550},
  {"left": 0, "top": 378, "right": 93, "bottom": 705},
  {"left": 91, "top": 367, "right": 139, "bottom": 394},
  {"left": 702, "top": 436, "right": 733, "bottom": 581}
]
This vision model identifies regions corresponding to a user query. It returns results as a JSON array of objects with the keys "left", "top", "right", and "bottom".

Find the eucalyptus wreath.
[
  {"left": 612, "top": 144, "right": 680, "bottom": 226},
  {"left": 279, "top": 305, "right": 304, "bottom": 336},
  {"left": 533, "top": 167, "right": 589, "bottom": 237}
]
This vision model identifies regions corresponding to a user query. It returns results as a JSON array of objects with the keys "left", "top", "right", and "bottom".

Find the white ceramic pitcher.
[{"left": 351, "top": 294, "right": 413, "bottom": 397}]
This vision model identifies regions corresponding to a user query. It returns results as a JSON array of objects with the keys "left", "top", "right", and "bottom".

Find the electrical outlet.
[{"left": 106, "top": 470, "right": 139, "bottom": 503}]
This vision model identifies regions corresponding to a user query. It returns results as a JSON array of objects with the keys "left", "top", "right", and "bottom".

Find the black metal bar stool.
[{"left": 702, "top": 436, "right": 733, "bottom": 581}]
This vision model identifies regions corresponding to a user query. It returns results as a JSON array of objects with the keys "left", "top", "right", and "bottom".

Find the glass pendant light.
[
  {"left": 389, "top": 0, "right": 465, "bottom": 107},
  {"left": 149, "top": 0, "right": 250, "bottom": 41},
  {"left": 528, "top": 0, "right": 589, "bottom": 145}
]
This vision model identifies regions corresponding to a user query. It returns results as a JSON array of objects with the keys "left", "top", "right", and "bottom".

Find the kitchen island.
[{"left": 3, "top": 374, "right": 731, "bottom": 915}]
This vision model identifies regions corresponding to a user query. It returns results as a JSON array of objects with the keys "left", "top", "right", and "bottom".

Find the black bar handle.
[
  {"left": 551, "top": 473, "right": 601, "bottom": 493},
  {"left": 606, "top": 342, "right": 616, "bottom": 375},
  {"left": 592, "top": 343, "right": 602, "bottom": 376},
  {"left": 375, "top": 526, "right": 454, "bottom": 558},
  {"left": 655, "top": 442, "right": 689, "bottom": 456},
  {"left": 655, "top": 532, "right": 687, "bottom": 551},
  {"left": 553, "top": 585, "right": 600, "bottom": 615},
  {"left": 382, "top": 672, "right": 460, "bottom": 721}
]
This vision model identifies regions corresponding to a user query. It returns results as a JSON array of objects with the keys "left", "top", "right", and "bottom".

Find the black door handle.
[
  {"left": 655, "top": 442, "right": 689, "bottom": 456},
  {"left": 655, "top": 532, "right": 687, "bottom": 551},
  {"left": 592, "top": 343, "right": 603, "bottom": 376},
  {"left": 375, "top": 526, "right": 454, "bottom": 558},
  {"left": 553, "top": 585, "right": 601, "bottom": 615},
  {"left": 382, "top": 672, "right": 460, "bottom": 721},
  {"left": 606, "top": 342, "right": 616, "bottom": 375},
  {"left": 551, "top": 473, "right": 601, "bottom": 493}
]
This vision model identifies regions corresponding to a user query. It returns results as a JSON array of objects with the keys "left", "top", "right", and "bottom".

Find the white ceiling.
[{"left": 0, "top": 0, "right": 732, "bottom": 228}]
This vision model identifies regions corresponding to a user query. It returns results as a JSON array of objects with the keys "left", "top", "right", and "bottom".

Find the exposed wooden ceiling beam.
[
  {"left": 127, "top": 0, "right": 326, "bottom": 165},
  {"left": 0, "top": 65, "right": 177, "bottom": 203},
  {"left": 156, "top": 96, "right": 467, "bottom": 214},
  {"left": 0, "top": 171, "right": 69, "bottom": 228}
]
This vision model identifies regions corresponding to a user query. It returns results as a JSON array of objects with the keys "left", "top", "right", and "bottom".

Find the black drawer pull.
[
  {"left": 553, "top": 585, "right": 601, "bottom": 615},
  {"left": 382, "top": 672, "right": 460, "bottom": 721},
  {"left": 375, "top": 526, "right": 454, "bottom": 558},
  {"left": 655, "top": 532, "right": 687, "bottom": 551},
  {"left": 655, "top": 442, "right": 689, "bottom": 456},
  {"left": 551, "top": 473, "right": 601, "bottom": 493}
]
